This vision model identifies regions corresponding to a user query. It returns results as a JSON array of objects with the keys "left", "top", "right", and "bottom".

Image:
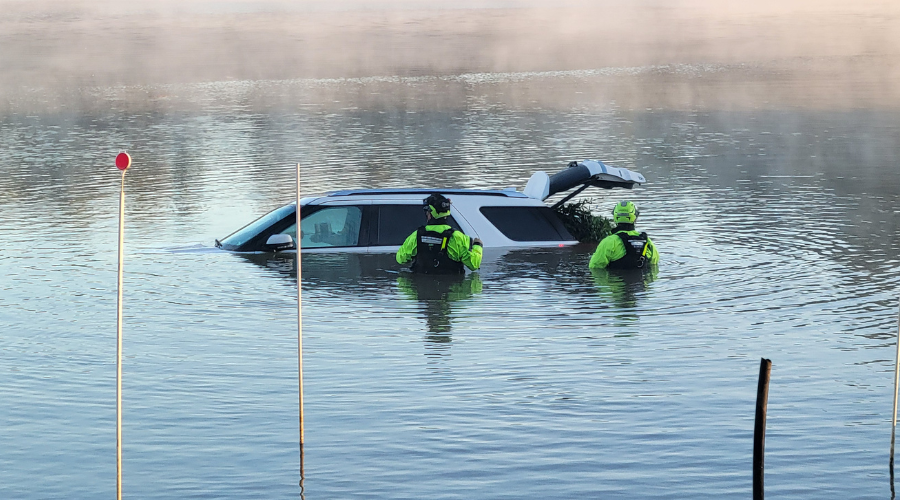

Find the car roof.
[
  {"left": 302, "top": 189, "right": 547, "bottom": 208},
  {"left": 324, "top": 188, "right": 529, "bottom": 198}
]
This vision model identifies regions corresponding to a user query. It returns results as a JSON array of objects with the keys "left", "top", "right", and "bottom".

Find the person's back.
[
  {"left": 589, "top": 201, "right": 659, "bottom": 269},
  {"left": 396, "top": 193, "right": 483, "bottom": 274},
  {"left": 409, "top": 223, "right": 466, "bottom": 274}
]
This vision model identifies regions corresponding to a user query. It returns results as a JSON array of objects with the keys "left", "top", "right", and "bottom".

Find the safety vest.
[
  {"left": 411, "top": 226, "right": 465, "bottom": 275},
  {"left": 608, "top": 231, "right": 649, "bottom": 269}
]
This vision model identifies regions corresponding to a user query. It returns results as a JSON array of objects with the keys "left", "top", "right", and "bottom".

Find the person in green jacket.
[
  {"left": 589, "top": 200, "right": 659, "bottom": 269},
  {"left": 396, "top": 193, "right": 483, "bottom": 274}
]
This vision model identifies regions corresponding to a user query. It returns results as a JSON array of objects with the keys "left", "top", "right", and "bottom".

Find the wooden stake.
[
  {"left": 297, "top": 163, "right": 305, "bottom": 488},
  {"left": 891, "top": 300, "right": 900, "bottom": 479},
  {"left": 753, "top": 358, "right": 772, "bottom": 500}
]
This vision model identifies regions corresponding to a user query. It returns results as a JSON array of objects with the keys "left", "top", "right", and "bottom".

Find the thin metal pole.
[
  {"left": 891, "top": 300, "right": 900, "bottom": 475},
  {"left": 753, "top": 358, "right": 772, "bottom": 500},
  {"left": 116, "top": 169, "right": 126, "bottom": 500},
  {"left": 297, "top": 163, "right": 305, "bottom": 489}
]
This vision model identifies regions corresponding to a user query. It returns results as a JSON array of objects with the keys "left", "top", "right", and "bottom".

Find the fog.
[{"left": 1, "top": 0, "right": 899, "bottom": 111}]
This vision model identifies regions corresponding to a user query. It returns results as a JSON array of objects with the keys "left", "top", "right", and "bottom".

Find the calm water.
[{"left": 2, "top": 67, "right": 900, "bottom": 499}]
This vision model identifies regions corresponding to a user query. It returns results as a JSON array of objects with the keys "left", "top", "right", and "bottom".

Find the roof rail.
[{"left": 326, "top": 188, "right": 528, "bottom": 198}]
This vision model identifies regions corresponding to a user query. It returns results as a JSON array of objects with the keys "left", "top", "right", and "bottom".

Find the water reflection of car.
[{"left": 215, "top": 160, "right": 644, "bottom": 253}]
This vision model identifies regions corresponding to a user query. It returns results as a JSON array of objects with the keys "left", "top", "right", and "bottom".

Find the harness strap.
[
  {"left": 612, "top": 231, "right": 649, "bottom": 269},
  {"left": 412, "top": 226, "right": 464, "bottom": 274}
]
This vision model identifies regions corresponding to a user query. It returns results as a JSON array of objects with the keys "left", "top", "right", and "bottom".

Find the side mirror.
[{"left": 265, "top": 233, "right": 295, "bottom": 251}]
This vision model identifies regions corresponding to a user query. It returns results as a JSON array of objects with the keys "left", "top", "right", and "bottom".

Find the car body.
[{"left": 216, "top": 160, "right": 645, "bottom": 254}]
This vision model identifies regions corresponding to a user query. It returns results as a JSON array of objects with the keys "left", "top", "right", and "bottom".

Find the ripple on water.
[{"left": 2, "top": 74, "right": 900, "bottom": 498}]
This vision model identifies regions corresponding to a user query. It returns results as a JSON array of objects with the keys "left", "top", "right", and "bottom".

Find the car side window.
[
  {"left": 479, "top": 206, "right": 573, "bottom": 241},
  {"left": 282, "top": 206, "right": 363, "bottom": 248},
  {"left": 375, "top": 205, "right": 460, "bottom": 246}
]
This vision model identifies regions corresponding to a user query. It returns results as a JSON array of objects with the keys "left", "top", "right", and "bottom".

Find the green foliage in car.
[{"left": 554, "top": 199, "right": 614, "bottom": 243}]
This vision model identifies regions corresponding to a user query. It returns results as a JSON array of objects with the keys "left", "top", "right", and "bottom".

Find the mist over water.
[
  {"left": 2, "top": 0, "right": 900, "bottom": 111},
  {"left": 2, "top": 1, "right": 900, "bottom": 498}
]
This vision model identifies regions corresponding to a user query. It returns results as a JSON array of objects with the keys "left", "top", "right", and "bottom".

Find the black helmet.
[{"left": 423, "top": 193, "right": 451, "bottom": 218}]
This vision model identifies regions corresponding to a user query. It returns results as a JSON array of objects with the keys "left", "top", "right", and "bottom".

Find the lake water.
[{"left": 2, "top": 60, "right": 900, "bottom": 497}]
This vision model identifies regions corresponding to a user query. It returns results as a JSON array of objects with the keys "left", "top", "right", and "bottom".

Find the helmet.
[
  {"left": 612, "top": 200, "right": 639, "bottom": 224},
  {"left": 424, "top": 193, "right": 452, "bottom": 219}
]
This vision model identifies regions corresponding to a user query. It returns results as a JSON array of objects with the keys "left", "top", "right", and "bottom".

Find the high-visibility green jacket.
[
  {"left": 589, "top": 230, "right": 659, "bottom": 269},
  {"left": 396, "top": 224, "right": 483, "bottom": 271}
]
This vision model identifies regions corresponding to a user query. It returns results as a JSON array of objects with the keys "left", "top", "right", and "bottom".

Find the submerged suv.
[{"left": 216, "top": 160, "right": 645, "bottom": 253}]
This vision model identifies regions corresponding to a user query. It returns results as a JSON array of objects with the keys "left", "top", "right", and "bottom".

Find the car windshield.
[{"left": 220, "top": 204, "right": 295, "bottom": 249}]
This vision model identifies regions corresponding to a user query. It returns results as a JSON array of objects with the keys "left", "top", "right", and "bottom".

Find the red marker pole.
[{"left": 114, "top": 151, "right": 130, "bottom": 500}]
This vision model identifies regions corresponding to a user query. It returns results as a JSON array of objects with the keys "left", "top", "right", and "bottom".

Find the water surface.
[{"left": 2, "top": 64, "right": 900, "bottom": 498}]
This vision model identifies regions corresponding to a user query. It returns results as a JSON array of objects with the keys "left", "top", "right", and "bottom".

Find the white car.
[{"left": 215, "top": 160, "right": 645, "bottom": 253}]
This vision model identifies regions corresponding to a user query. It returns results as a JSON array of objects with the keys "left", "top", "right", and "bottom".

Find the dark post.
[
  {"left": 753, "top": 358, "right": 772, "bottom": 500},
  {"left": 891, "top": 300, "right": 900, "bottom": 499}
]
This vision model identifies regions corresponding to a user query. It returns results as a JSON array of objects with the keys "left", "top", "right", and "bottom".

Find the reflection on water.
[
  {"left": 395, "top": 272, "right": 483, "bottom": 378},
  {"left": 590, "top": 266, "right": 659, "bottom": 327},
  {"left": 3, "top": 61, "right": 900, "bottom": 498},
  {"left": 396, "top": 272, "right": 483, "bottom": 335}
]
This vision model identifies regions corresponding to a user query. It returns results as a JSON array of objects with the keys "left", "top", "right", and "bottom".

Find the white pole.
[
  {"left": 116, "top": 168, "right": 126, "bottom": 500},
  {"left": 891, "top": 298, "right": 900, "bottom": 469},
  {"left": 297, "top": 163, "right": 305, "bottom": 479}
]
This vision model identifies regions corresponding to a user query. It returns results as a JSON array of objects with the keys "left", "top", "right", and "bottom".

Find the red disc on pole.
[{"left": 115, "top": 152, "right": 131, "bottom": 171}]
